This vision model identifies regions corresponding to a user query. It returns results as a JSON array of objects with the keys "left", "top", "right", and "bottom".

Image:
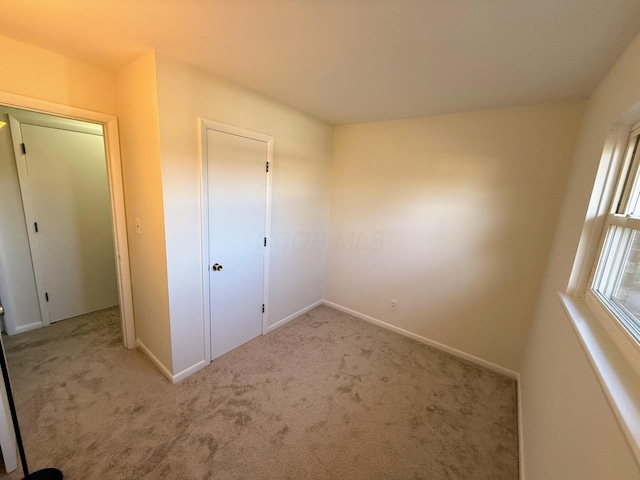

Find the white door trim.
[
  {"left": 0, "top": 91, "right": 135, "bottom": 349},
  {"left": 199, "top": 118, "right": 273, "bottom": 362}
]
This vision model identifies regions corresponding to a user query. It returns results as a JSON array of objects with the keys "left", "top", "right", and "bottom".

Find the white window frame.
[{"left": 584, "top": 122, "right": 640, "bottom": 378}]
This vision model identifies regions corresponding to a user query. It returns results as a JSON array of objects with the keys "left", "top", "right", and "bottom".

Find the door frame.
[
  {"left": 0, "top": 91, "right": 135, "bottom": 349},
  {"left": 199, "top": 118, "right": 273, "bottom": 362}
]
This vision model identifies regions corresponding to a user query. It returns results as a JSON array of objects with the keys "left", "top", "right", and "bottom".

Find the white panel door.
[
  {"left": 20, "top": 124, "right": 118, "bottom": 323},
  {"left": 207, "top": 129, "right": 268, "bottom": 359}
]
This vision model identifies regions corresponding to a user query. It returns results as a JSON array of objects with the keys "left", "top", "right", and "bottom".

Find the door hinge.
[
  {"left": 266, "top": 161, "right": 269, "bottom": 173},
  {"left": 45, "top": 292, "right": 49, "bottom": 302},
  {"left": 21, "top": 143, "right": 26, "bottom": 155},
  {"left": 34, "top": 222, "right": 38, "bottom": 233},
  {"left": 262, "top": 304, "right": 265, "bottom": 313},
  {"left": 264, "top": 237, "right": 267, "bottom": 247}
]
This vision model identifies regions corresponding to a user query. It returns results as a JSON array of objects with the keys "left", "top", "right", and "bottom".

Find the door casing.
[{"left": 200, "top": 118, "right": 273, "bottom": 362}]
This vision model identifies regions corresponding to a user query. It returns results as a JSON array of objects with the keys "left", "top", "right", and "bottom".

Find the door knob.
[{"left": 212, "top": 263, "right": 223, "bottom": 271}]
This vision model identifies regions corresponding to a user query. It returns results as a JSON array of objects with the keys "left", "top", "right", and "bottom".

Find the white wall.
[
  {"left": 154, "top": 53, "right": 333, "bottom": 377},
  {"left": 0, "top": 34, "right": 116, "bottom": 115},
  {"left": 325, "top": 103, "right": 585, "bottom": 373},
  {"left": 116, "top": 51, "right": 173, "bottom": 373},
  {"left": 520, "top": 33, "right": 640, "bottom": 478}
]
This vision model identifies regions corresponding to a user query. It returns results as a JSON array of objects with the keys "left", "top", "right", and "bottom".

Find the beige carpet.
[{"left": 1, "top": 305, "right": 518, "bottom": 479}]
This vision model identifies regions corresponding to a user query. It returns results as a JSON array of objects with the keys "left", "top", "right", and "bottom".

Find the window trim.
[
  {"left": 583, "top": 122, "right": 640, "bottom": 379},
  {"left": 584, "top": 290, "right": 640, "bottom": 378},
  {"left": 563, "top": 114, "right": 640, "bottom": 470},
  {"left": 559, "top": 294, "right": 640, "bottom": 467}
]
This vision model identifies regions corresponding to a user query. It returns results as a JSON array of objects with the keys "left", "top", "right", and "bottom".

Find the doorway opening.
[{"left": 0, "top": 94, "right": 134, "bottom": 348}]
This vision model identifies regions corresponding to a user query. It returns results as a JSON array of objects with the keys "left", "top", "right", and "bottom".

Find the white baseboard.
[
  {"left": 137, "top": 339, "right": 208, "bottom": 384},
  {"left": 140, "top": 300, "right": 324, "bottom": 383},
  {"left": 322, "top": 300, "right": 519, "bottom": 379},
  {"left": 172, "top": 360, "right": 207, "bottom": 384},
  {"left": 136, "top": 339, "right": 174, "bottom": 383},
  {"left": 11, "top": 322, "right": 43, "bottom": 335},
  {"left": 265, "top": 300, "right": 324, "bottom": 334}
]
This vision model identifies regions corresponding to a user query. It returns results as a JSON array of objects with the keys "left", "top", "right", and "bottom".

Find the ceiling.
[{"left": 1, "top": 0, "right": 639, "bottom": 125}]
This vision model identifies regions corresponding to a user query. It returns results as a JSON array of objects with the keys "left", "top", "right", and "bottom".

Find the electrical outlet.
[
  {"left": 135, "top": 218, "right": 141, "bottom": 235},
  {"left": 390, "top": 299, "right": 398, "bottom": 311}
]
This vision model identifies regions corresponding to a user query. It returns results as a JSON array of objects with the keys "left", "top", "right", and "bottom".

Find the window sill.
[{"left": 559, "top": 293, "right": 640, "bottom": 466}]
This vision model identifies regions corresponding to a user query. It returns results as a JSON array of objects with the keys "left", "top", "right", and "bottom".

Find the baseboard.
[
  {"left": 136, "top": 340, "right": 207, "bottom": 384},
  {"left": 172, "top": 360, "right": 207, "bottom": 384},
  {"left": 322, "top": 300, "right": 519, "bottom": 379},
  {"left": 265, "top": 300, "right": 324, "bottom": 334},
  {"left": 517, "top": 376, "right": 525, "bottom": 480},
  {"left": 10, "top": 322, "right": 43, "bottom": 335},
  {"left": 136, "top": 339, "right": 174, "bottom": 383}
]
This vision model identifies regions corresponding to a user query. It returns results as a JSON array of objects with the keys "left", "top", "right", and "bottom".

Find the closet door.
[
  {"left": 17, "top": 122, "right": 118, "bottom": 323},
  {"left": 205, "top": 126, "right": 270, "bottom": 360}
]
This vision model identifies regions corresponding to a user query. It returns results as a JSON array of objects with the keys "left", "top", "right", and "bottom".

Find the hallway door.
[{"left": 15, "top": 121, "right": 118, "bottom": 324}]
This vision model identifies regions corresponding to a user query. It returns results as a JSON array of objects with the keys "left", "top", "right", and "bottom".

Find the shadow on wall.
[{"left": 323, "top": 103, "right": 585, "bottom": 372}]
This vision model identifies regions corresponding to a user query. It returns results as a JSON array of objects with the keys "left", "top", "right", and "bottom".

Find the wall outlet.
[
  {"left": 135, "top": 218, "right": 141, "bottom": 235},
  {"left": 390, "top": 299, "right": 398, "bottom": 311}
]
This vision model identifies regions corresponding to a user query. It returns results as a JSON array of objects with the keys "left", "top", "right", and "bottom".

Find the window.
[
  {"left": 588, "top": 123, "right": 640, "bottom": 357},
  {"left": 573, "top": 120, "right": 640, "bottom": 465}
]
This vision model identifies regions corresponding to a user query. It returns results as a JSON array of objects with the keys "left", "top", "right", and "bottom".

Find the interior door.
[
  {"left": 207, "top": 128, "right": 268, "bottom": 359},
  {"left": 18, "top": 123, "right": 118, "bottom": 323}
]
